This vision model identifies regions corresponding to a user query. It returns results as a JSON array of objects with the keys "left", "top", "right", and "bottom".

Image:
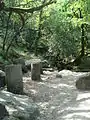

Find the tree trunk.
[{"left": 81, "top": 24, "right": 85, "bottom": 57}]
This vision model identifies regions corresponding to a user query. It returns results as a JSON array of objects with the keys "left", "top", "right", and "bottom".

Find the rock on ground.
[
  {"left": 0, "top": 103, "right": 9, "bottom": 119},
  {"left": 0, "top": 70, "right": 6, "bottom": 88},
  {"left": 0, "top": 90, "right": 39, "bottom": 120}
]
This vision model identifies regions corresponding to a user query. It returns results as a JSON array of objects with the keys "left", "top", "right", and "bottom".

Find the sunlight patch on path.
[{"left": 24, "top": 70, "right": 90, "bottom": 120}]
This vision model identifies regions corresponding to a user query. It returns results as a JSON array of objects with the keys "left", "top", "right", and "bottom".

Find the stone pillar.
[
  {"left": 31, "top": 61, "right": 41, "bottom": 81},
  {"left": 5, "top": 64, "right": 23, "bottom": 94}
]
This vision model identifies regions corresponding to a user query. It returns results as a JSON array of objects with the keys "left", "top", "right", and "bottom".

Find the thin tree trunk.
[
  {"left": 34, "top": 0, "right": 46, "bottom": 56},
  {"left": 72, "top": 9, "right": 86, "bottom": 65},
  {"left": 2, "top": 12, "right": 12, "bottom": 51},
  {"left": 81, "top": 23, "right": 85, "bottom": 56}
]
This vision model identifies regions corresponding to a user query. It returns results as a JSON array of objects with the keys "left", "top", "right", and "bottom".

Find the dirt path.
[{"left": 23, "top": 70, "right": 90, "bottom": 120}]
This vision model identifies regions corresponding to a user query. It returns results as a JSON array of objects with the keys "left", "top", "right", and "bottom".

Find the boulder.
[
  {"left": 41, "top": 60, "right": 49, "bottom": 68},
  {"left": 76, "top": 74, "right": 90, "bottom": 90},
  {"left": 0, "top": 90, "right": 39, "bottom": 120},
  {"left": 0, "top": 70, "right": 6, "bottom": 88},
  {"left": 56, "top": 74, "right": 62, "bottom": 78},
  {"left": 25, "top": 60, "right": 31, "bottom": 70},
  {"left": 13, "top": 58, "right": 28, "bottom": 73},
  {"left": 0, "top": 103, "right": 9, "bottom": 120}
]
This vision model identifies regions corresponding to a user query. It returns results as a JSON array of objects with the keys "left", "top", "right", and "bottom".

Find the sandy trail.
[{"left": 23, "top": 70, "right": 90, "bottom": 120}]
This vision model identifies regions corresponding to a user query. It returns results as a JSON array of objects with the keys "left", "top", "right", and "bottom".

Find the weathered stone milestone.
[
  {"left": 31, "top": 59, "right": 41, "bottom": 81},
  {"left": 5, "top": 64, "right": 23, "bottom": 94}
]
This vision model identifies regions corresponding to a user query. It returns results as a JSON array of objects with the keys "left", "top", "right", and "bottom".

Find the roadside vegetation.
[{"left": 0, "top": 0, "right": 90, "bottom": 71}]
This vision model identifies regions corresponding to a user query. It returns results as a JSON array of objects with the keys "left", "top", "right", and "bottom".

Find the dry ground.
[{"left": 23, "top": 70, "right": 90, "bottom": 120}]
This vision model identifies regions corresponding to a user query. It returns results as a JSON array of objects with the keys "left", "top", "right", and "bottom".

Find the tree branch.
[{"left": 4, "top": 0, "right": 56, "bottom": 13}]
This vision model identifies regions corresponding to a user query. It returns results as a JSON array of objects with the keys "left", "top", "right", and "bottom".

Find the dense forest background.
[{"left": 0, "top": 0, "right": 90, "bottom": 71}]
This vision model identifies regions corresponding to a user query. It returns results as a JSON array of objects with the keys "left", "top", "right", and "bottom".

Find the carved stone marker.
[
  {"left": 0, "top": 103, "right": 9, "bottom": 119},
  {"left": 5, "top": 64, "right": 23, "bottom": 94},
  {"left": 31, "top": 59, "right": 41, "bottom": 81}
]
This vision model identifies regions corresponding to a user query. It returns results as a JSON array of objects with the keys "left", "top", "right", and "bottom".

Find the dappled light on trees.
[
  {"left": 0, "top": 1, "right": 90, "bottom": 120},
  {"left": 0, "top": 0, "right": 90, "bottom": 71}
]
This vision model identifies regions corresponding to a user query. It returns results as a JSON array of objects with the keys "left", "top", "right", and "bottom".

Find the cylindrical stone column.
[
  {"left": 5, "top": 64, "right": 23, "bottom": 94},
  {"left": 31, "top": 62, "right": 41, "bottom": 81}
]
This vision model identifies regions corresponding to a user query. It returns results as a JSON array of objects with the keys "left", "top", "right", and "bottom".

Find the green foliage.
[
  {"left": 0, "top": 0, "right": 55, "bottom": 63},
  {"left": 0, "top": 0, "right": 90, "bottom": 69},
  {"left": 22, "top": 28, "right": 38, "bottom": 51},
  {"left": 77, "top": 56, "right": 90, "bottom": 71},
  {"left": 42, "top": 2, "right": 80, "bottom": 67},
  {"left": 39, "top": 0, "right": 90, "bottom": 68}
]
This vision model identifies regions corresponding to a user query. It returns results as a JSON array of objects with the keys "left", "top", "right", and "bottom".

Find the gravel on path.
[{"left": 23, "top": 70, "right": 90, "bottom": 120}]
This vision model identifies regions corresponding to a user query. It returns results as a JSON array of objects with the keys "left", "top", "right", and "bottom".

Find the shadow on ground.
[{"left": 23, "top": 70, "right": 90, "bottom": 120}]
